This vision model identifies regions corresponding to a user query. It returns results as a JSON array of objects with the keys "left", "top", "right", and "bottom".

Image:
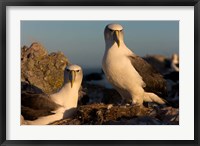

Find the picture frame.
[{"left": 0, "top": 0, "right": 199, "bottom": 145}]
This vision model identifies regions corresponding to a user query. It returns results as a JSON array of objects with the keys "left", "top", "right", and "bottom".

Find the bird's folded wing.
[
  {"left": 21, "top": 92, "right": 61, "bottom": 120},
  {"left": 21, "top": 106, "right": 56, "bottom": 120},
  {"left": 128, "top": 55, "right": 167, "bottom": 98}
]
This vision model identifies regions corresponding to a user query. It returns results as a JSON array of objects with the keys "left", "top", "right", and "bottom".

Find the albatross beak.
[
  {"left": 114, "top": 30, "right": 120, "bottom": 47},
  {"left": 69, "top": 70, "right": 76, "bottom": 88}
]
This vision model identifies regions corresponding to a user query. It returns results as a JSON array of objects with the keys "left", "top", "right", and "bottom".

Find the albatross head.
[
  {"left": 104, "top": 23, "right": 124, "bottom": 48},
  {"left": 64, "top": 64, "right": 83, "bottom": 88}
]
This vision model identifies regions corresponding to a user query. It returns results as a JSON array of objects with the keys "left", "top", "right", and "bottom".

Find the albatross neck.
[
  {"left": 105, "top": 40, "right": 126, "bottom": 51},
  {"left": 50, "top": 82, "right": 80, "bottom": 108}
]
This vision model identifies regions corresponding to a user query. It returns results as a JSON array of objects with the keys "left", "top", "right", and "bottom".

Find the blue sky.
[{"left": 21, "top": 21, "right": 179, "bottom": 71}]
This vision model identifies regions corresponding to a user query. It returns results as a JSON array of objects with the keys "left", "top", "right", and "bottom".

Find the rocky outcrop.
[
  {"left": 50, "top": 103, "right": 179, "bottom": 125},
  {"left": 143, "top": 55, "right": 171, "bottom": 75},
  {"left": 21, "top": 42, "right": 69, "bottom": 93}
]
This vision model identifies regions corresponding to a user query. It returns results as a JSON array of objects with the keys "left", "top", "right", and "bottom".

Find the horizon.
[{"left": 21, "top": 21, "right": 179, "bottom": 71}]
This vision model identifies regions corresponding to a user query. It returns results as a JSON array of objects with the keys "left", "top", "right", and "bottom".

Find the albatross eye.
[
  {"left": 66, "top": 69, "right": 70, "bottom": 72},
  {"left": 108, "top": 28, "right": 113, "bottom": 32},
  {"left": 76, "top": 70, "right": 80, "bottom": 72}
]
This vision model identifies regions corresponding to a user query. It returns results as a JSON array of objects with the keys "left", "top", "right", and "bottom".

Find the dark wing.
[
  {"left": 128, "top": 55, "right": 167, "bottom": 98},
  {"left": 21, "top": 92, "right": 61, "bottom": 120},
  {"left": 21, "top": 106, "right": 55, "bottom": 120}
]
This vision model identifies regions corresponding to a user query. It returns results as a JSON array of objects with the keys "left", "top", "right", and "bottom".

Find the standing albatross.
[
  {"left": 21, "top": 64, "right": 83, "bottom": 125},
  {"left": 102, "top": 24, "right": 167, "bottom": 106}
]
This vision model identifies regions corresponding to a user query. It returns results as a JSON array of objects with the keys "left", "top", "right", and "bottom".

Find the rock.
[
  {"left": 102, "top": 88, "right": 122, "bottom": 104},
  {"left": 157, "top": 106, "right": 179, "bottom": 125},
  {"left": 84, "top": 72, "right": 103, "bottom": 81},
  {"left": 50, "top": 103, "right": 179, "bottom": 125},
  {"left": 21, "top": 42, "right": 69, "bottom": 93},
  {"left": 80, "top": 83, "right": 105, "bottom": 104},
  {"left": 106, "top": 116, "right": 163, "bottom": 125},
  {"left": 164, "top": 71, "right": 179, "bottom": 82},
  {"left": 50, "top": 103, "right": 152, "bottom": 125},
  {"left": 143, "top": 55, "right": 171, "bottom": 75},
  {"left": 50, "top": 118, "right": 81, "bottom": 125},
  {"left": 79, "top": 83, "right": 122, "bottom": 105}
]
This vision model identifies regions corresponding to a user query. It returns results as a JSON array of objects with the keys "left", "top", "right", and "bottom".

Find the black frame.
[{"left": 0, "top": 0, "right": 199, "bottom": 146}]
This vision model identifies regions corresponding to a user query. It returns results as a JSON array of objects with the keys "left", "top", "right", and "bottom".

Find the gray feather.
[
  {"left": 128, "top": 55, "right": 167, "bottom": 98},
  {"left": 21, "top": 92, "right": 61, "bottom": 120}
]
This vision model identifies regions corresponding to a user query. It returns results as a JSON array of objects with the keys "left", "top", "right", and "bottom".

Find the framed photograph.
[{"left": 0, "top": 0, "right": 199, "bottom": 145}]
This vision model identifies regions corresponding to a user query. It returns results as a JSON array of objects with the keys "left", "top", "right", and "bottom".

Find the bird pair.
[{"left": 21, "top": 24, "right": 167, "bottom": 125}]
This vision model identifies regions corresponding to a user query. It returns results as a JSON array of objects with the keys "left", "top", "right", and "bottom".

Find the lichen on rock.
[{"left": 21, "top": 42, "right": 69, "bottom": 93}]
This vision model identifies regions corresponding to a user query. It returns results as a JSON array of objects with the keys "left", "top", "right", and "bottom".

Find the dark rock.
[
  {"left": 156, "top": 106, "right": 179, "bottom": 125},
  {"left": 50, "top": 103, "right": 153, "bottom": 125},
  {"left": 143, "top": 55, "right": 171, "bottom": 75},
  {"left": 84, "top": 73, "right": 103, "bottom": 81},
  {"left": 106, "top": 116, "right": 163, "bottom": 125},
  {"left": 80, "top": 83, "right": 105, "bottom": 104},
  {"left": 49, "top": 103, "right": 179, "bottom": 125},
  {"left": 80, "top": 83, "right": 122, "bottom": 105},
  {"left": 102, "top": 88, "right": 122, "bottom": 105},
  {"left": 50, "top": 118, "right": 81, "bottom": 125},
  {"left": 164, "top": 71, "right": 179, "bottom": 82}
]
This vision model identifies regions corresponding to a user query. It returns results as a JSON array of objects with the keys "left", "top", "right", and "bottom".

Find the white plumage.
[
  {"left": 102, "top": 24, "right": 167, "bottom": 106},
  {"left": 22, "top": 64, "right": 83, "bottom": 125}
]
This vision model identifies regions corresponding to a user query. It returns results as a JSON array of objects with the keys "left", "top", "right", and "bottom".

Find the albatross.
[
  {"left": 102, "top": 23, "right": 167, "bottom": 106},
  {"left": 21, "top": 64, "right": 83, "bottom": 125}
]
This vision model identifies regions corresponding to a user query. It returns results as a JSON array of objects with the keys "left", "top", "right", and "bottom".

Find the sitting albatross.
[
  {"left": 21, "top": 64, "right": 83, "bottom": 125},
  {"left": 102, "top": 24, "right": 167, "bottom": 106}
]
